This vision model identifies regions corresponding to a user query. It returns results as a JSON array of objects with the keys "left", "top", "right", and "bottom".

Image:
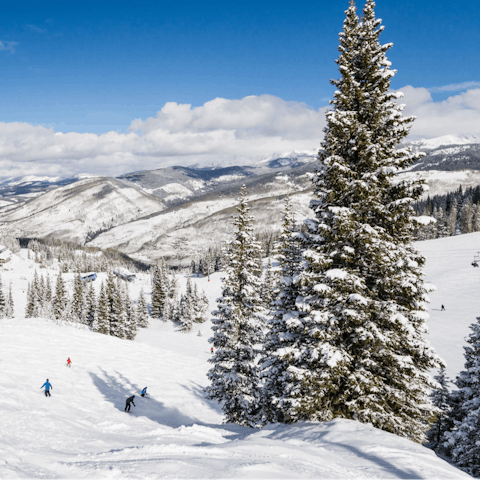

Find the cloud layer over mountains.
[{"left": 1, "top": 86, "right": 480, "bottom": 177}]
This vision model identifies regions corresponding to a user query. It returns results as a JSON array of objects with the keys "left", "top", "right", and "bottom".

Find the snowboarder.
[
  {"left": 125, "top": 395, "right": 136, "bottom": 412},
  {"left": 41, "top": 379, "right": 52, "bottom": 397},
  {"left": 441, "top": 305, "right": 445, "bottom": 311},
  {"left": 66, "top": 357, "right": 72, "bottom": 368},
  {"left": 141, "top": 387, "right": 147, "bottom": 397}
]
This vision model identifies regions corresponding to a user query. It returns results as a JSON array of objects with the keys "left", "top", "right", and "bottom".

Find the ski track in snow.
[{"left": 0, "top": 242, "right": 474, "bottom": 478}]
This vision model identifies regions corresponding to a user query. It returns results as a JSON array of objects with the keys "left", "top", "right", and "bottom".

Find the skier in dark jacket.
[
  {"left": 125, "top": 395, "right": 136, "bottom": 412},
  {"left": 441, "top": 305, "right": 445, "bottom": 311},
  {"left": 141, "top": 387, "right": 147, "bottom": 397},
  {"left": 41, "top": 379, "right": 52, "bottom": 397}
]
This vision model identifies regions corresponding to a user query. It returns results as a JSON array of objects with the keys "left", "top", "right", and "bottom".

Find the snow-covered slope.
[
  {"left": 1, "top": 177, "right": 165, "bottom": 244},
  {"left": 418, "top": 231, "right": 480, "bottom": 382},
  {"left": 0, "top": 263, "right": 467, "bottom": 478},
  {"left": 1, "top": 230, "right": 479, "bottom": 477}
]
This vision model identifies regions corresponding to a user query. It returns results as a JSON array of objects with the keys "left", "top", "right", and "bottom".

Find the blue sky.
[
  {"left": 1, "top": 0, "right": 480, "bottom": 177},
  {"left": 1, "top": 0, "right": 479, "bottom": 133}
]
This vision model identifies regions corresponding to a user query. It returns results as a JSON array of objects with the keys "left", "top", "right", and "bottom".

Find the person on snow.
[
  {"left": 41, "top": 379, "right": 52, "bottom": 397},
  {"left": 211, "top": 347, "right": 214, "bottom": 354},
  {"left": 141, "top": 387, "right": 147, "bottom": 397},
  {"left": 66, "top": 358, "right": 72, "bottom": 368},
  {"left": 125, "top": 395, "right": 136, "bottom": 412},
  {"left": 441, "top": 305, "right": 445, "bottom": 311}
]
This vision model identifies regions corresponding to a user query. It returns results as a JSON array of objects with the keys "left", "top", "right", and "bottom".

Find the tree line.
[
  {"left": 150, "top": 260, "right": 209, "bottom": 332},
  {"left": 25, "top": 271, "right": 149, "bottom": 340},
  {"left": 413, "top": 186, "right": 480, "bottom": 240}
]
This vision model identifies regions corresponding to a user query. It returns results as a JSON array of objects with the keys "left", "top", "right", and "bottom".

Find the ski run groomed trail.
[{"left": 1, "top": 232, "right": 479, "bottom": 479}]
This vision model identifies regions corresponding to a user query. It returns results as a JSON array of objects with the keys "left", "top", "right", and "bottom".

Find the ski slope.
[{"left": 0, "top": 234, "right": 478, "bottom": 478}]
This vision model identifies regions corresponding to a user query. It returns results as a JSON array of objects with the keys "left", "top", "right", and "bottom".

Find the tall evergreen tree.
[
  {"left": 269, "top": 0, "right": 443, "bottom": 441},
  {"left": 205, "top": 185, "right": 264, "bottom": 427}
]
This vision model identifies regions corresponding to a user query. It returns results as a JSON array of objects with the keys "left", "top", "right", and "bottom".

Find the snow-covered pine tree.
[
  {"left": 151, "top": 264, "right": 167, "bottom": 318},
  {"left": 205, "top": 185, "right": 264, "bottom": 427},
  {"left": 110, "top": 278, "right": 128, "bottom": 338},
  {"left": 260, "top": 258, "right": 276, "bottom": 309},
  {"left": 84, "top": 282, "right": 97, "bottom": 328},
  {"left": 427, "top": 368, "right": 452, "bottom": 451},
  {"left": 269, "top": 0, "right": 443, "bottom": 441},
  {"left": 259, "top": 195, "right": 304, "bottom": 423},
  {"left": 178, "top": 294, "right": 194, "bottom": 332},
  {"left": 25, "top": 281, "right": 34, "bottom": 318},
  {"left": 93, "top": 282, "right": 110, "bottom": 335},
  {"left": 72, "top": 273, "right": 84, "bottom": 323},
  {"left": 124, "top": 286, "right": 138, "bottom": 340},
  {"left": 5, "top": 283, "right": 14, "bottom": 318},
  {"left": 136, "top": 287, "right": 150, "bottom": 328},
  {"left": 0, "top": 275, "right": 5, "bottom": 318},
  {"left": 53, "top": 273, "right": 68, "bottom": 321},
  {"left": 444, "top": 316, "right": 480, "bottom": 475}
]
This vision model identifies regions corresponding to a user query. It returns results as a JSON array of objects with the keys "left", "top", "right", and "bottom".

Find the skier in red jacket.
[{"left": 66, "top": 357, "right": 72, "bottom": 368}]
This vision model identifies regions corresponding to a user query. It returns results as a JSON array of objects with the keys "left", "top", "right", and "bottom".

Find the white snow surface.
[{"left": 0, "top": 240, "right": 476, "bottom": 478}]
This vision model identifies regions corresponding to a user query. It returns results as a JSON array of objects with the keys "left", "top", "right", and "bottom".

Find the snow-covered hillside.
[
  {"left": 89, "top": 190, "right": 312, "bottom": 264},
  {"left": 1, "top": 231, "right": 480, "bottom": 477},
  {"left": 1, "top": 177, "right": 165, "bottom": 245}
]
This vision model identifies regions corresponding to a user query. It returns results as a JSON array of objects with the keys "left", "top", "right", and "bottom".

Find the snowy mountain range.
[{"left": 2, "top": 135, "right": 480, "bottom": 264}]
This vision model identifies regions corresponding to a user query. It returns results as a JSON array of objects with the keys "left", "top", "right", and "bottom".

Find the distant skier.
[
  {"left": 41, "top": 379, "right": 52, "bottom": 397},
  {"left": 441, "top": 305, "right": 445, "bottom": 311},
  {"left": 141, "top": 387, "right": 147, "bottom": 397},
  {"left": 66, "top": 357, "right": 72, "bottom": 368},
  {"left": 125, "top": 395, "right": 136, "bottom": 412},
  {"left": 211, "top": 347, "right": 214, "bottom": 354}
]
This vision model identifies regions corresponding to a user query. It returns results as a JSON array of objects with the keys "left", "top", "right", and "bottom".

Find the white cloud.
[
  {"left": 0, "top": 95, "right": 327, "bottom": 177},
  {"left": 1, "top": 88, "right": 480, "bottom": 178},
  {"left": 400, "top": 86, "right": 480, "bottom": 139},
  {"left": 428, "top": 81, "right": 480, "bottom": 93},
  {"left": 0, "top": 41, "right": 18, "bottom": 53}
]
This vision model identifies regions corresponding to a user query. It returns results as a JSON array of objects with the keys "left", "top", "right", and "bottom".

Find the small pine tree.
[
  {"left": 136, "top": 288, "right": 150, "bottom": 328},
  {"left": 205, "top": 185, "right": 264, "bottom": 427},
  {"left": 72, "top": 273, "right": 84, "bottom": 323},
  {"left": 93, "top": 282, "right": 110, "bottom": 335},
  {"left": 445, "top": 316, "right": 480, "bottom": 475},
  {"left": 0, "top": 275, "right": 5, "bottom": 318},
  {"left": 260, "top": 258, "right": 276, "bottom": 309},
  {"left": 260, "top": 195, "right": 304, "bottom": 423},
  {"left": 53, "top": 273, "right": 68, "bottom": 321},
  {"left": 178, "top": 294, "right": 194, "bottom": 332},
  {"left": 5, "top": 283, "right": 14, "bottom": 319},
  {"left": 151, "top": 264, "right": 167, "bottom": 318},
  {"left": 427, "top": 368, "right": 452, "bottom": 451},
  {"left": 84, "top": 282, "right": 97, "bottom": 328}
]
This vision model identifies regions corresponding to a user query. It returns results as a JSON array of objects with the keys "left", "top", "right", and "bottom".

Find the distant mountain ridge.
[{"left": 2, "top": 135, "right": 480, "bottom": 263}]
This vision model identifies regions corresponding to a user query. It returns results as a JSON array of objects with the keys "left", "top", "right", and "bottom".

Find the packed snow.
[{"left": 0, "top": 233, "right": 478, "bottom": 478}]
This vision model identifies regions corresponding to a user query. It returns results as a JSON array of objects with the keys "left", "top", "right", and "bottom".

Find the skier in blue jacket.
[
  {"left": 41, "top": 379, "right": 52, "bottom": 397},
  {"left": 141, "top": 387, "right": 147, "bottom": 397}
]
